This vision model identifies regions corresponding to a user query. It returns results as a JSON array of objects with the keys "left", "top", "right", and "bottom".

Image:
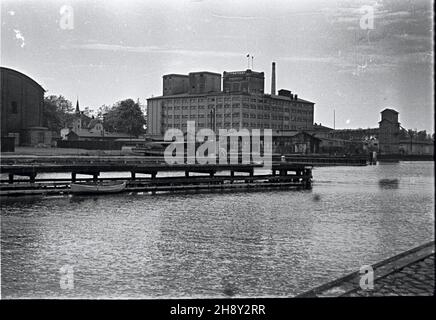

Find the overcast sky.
[{"left": 1, "top": 0, "right": 434, "bottom": 132}]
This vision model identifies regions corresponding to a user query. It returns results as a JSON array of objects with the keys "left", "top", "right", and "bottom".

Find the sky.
[{"left": 1, "top": 0, "right": 434, "bottom": 132}]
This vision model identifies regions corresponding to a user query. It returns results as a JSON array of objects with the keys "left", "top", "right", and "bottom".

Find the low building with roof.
[{"left": 272, "top": 131, "right": 321, "bottom": 154}]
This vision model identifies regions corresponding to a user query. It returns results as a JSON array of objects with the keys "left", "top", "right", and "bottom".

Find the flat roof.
[
  {"left": 188, "top": 71, "right": 221, "bottom": 76},
  {"left": 148, "top": 92, "right": 314, "bottom": 104},
  {"left": 163, "top": 74, "right": 189, "bottom": 78}
]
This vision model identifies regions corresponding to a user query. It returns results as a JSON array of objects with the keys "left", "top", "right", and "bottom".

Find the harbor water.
[{"left": 1, "top": 161, "right": 434, "bottom": 298}]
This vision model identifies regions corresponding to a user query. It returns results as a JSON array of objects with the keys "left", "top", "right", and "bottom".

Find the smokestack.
[{"left": 271, "top": 62, "right": 276, "bottom": 95}]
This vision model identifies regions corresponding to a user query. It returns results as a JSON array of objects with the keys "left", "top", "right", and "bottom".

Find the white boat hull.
[{"left": 70, "top": 182, "right": 126, "bottom": 194}]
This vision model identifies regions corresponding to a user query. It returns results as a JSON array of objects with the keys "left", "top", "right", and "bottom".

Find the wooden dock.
[{"left": 0, "top": 161, "right": 313, "bottom": 196}]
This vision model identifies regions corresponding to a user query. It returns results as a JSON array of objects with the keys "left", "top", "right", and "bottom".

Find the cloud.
[
  {"left": 210, "top": 13, "right": 268, "bottom": 20},
  {"left": 64, "top": 43, "right": 242, "bottom": 58},
  {"left": 13, "top": 29, "right": 25, "bottom": 48}
]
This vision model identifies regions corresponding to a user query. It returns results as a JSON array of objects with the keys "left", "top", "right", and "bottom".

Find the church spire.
[{"left": 75, "top": 97, "right": 80, "bottom": 114}]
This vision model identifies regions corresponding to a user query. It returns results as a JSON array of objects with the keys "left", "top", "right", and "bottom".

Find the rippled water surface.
[{"left": 1, "top": 161, "right": 434, "bottom": 298}]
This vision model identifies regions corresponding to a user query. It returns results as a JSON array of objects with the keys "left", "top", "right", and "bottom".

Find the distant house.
[
  {"left": 272, "top": 131, "right": 321, "bottom": 154},
  {"left": 317, "top": 137, "right": 364, "bottom": 155},
  {"left": 65, "top": 117, "right": 131, "bottom": 141},
  {"left": 66, "top": 121, "right": 131, "bottom": 141},
  {"left": 310, "top": 123, "right": 334, "bottom": 137}
]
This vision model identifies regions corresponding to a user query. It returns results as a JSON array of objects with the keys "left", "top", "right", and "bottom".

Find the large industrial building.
[{"left": 147, "top": 63, "right": 315, "bottom": 138}]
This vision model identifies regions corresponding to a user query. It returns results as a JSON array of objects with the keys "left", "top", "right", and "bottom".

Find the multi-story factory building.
[{"left": 147, "top": 63, "right": 315, "bottom": 138}]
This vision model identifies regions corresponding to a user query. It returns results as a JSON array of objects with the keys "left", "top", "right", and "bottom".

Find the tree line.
[{"left": 43, "top": 95, "right": 147, "bottom": 137}]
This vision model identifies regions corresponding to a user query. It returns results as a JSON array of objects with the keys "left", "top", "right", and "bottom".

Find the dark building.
[
  {"left": 223, "top": 69, "right": 265, "bottom": 94},
  {"left": 163, "top": 74, "right": 189, "bottom": 96},
  {"left": 273, "top": 131, "right": 320, "bottom": 154},
  {"left": 378, "top": 108, "right": 400, "bottom": 155},
  {"left": 1, "top": 66, "right": 51, "bottom": 146},
  {"left": 188, "top": 71, "right": 221, "bottom": 94}
]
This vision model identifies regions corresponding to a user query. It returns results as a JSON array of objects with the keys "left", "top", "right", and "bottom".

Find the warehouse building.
[{"left": 147, "top": 62, "right": 315, "bottom": 138}]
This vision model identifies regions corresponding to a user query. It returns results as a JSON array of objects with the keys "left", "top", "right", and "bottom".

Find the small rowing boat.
[{"left": 70, "top": 181, "right": 126, "bottom": 194}]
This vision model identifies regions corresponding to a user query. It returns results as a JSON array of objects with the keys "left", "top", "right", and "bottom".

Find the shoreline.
[{"left": 297, "top": 241, "right": 435, "bottom": 297}]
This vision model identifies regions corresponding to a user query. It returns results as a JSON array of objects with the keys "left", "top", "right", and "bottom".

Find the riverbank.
[{"left": 297, "top": 241, "right": 435, "bottom": 297}]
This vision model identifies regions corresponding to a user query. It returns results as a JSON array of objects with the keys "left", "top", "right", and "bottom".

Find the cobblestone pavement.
[{"left": 346, "top": 254, "right": 435, "bottom": 297}]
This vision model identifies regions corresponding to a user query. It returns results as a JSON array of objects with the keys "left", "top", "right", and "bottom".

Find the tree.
[
  {"left": 43, "top": 95, "right": 75, "bottom": 132},
  {"left": 96, "top": 104, "right": 111, "bottom": 119},
  {"left": 103, "top": 99, "right": 146, "bottom": 136},
  {"left": 416, "top": 130, "right": 427, "bottom": 141}
]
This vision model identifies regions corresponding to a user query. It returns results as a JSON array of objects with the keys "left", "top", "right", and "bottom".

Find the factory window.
[
  {"left": 11, "top": 101, "right": 18, "bottom": 114},
  {"left": 190, "top": 105, "right": 196, "bottom": 110}
]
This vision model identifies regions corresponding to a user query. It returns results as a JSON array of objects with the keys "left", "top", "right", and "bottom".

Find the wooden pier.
[{"left": 0, "top": 161, "right": 313, "bottom": 196}]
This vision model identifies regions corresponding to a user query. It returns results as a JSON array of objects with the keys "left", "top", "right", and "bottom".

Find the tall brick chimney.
[{"left": 271, "top": 62, "right": 276, "bottom": 95}]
